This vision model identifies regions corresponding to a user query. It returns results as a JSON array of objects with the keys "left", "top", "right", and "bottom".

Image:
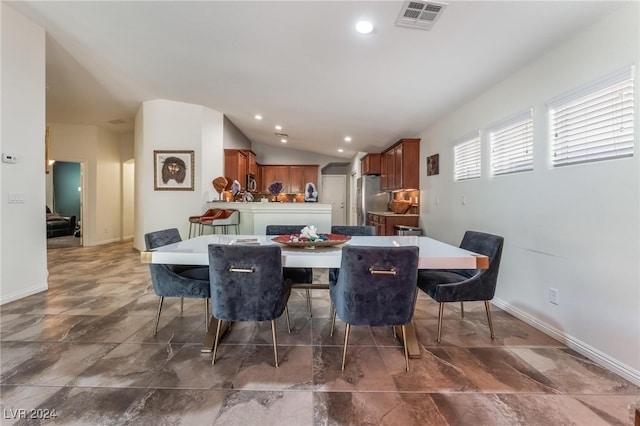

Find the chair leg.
[
  {"left": 341, "top": 323, "right": 351, "bottom": 371},
  {"left": 271, "top": 319, "right": 279, "bottom": 367},
  {"left": 180, "top": 298, "right": 184, "bottom": 314},
  {"left": 437, "top": 303, "right": 444, "bottom": 343},
  {"left": 485, "top": 301, "right": 495, "bottom": 339},
  {"left": 402, "top": 325, "right": 410, "bottom": 372},
  {"left": 284, "top": 305, "right": 291, "bottom": 333},
  {"left": 460, "top": 302, "right": 464, "bottom": 318},
  {"left": 330, "top": 307, "right": 337, "bottom": 337},
  {"left": 204, "top": 299, "right": 210, "bottom": 332},
  {"left": 154, "top": 297, "right": 164, "bottom": 335},
  {"left": 212, "top": 319, "right": 223, "bottom": 365},
  {"left": 305, "top": 289, "right": 312, "bottom": 317}
]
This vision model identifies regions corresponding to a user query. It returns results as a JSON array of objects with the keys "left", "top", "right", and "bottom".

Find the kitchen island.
[{"left": 206, "top": 201, "right": 332, "bottom": 234}]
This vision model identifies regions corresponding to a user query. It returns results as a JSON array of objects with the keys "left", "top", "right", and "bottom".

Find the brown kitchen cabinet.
[
  {"left": 261, "top": 164, "right": 318, "bottom": 193},
  {"left": 380, "top": 138, "right": 420, "bottom": 191},
  {"left": 367, "top": 213, "right": 419, "bottom": 236},
  {"left": 360, "top": 153, "right": 381, "bottom": 175},
  {"left": 224, "top": 149, "right": 248, "bottom": 190}
]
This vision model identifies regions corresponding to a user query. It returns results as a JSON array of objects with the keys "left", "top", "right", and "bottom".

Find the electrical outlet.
[{"left": 549, "top": 288, "right": 559, "bottom": 305}]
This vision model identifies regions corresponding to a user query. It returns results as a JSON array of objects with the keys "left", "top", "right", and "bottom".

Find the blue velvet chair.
[
  {"left": 144, "top": 228, "right": 210, "bottom": 335},
  {"left": 208, "top": 244, "right": 292, "bottom": 367},
  {"left": 416, "top": 231, "right": 504, "bottom": 343},
  {"left": 265, "top": 224, "right": 314, "bottom": 316},
  {"left": 329, "top": 225, "right": 376, "bottom": 287},
  {"left": 330, "top": 245, "right": 419, "bottom": 371}
]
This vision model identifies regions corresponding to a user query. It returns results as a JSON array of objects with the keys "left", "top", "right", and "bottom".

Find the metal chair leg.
[
  {"left": 154, "top": 297, "right": 164, "bottom": 335},
  {"left": 460, "top": 302, "right": 464, "bottom": 318},
  {"left": 330, "top": 307, "right": 337, "bottom": 337},
  {"left": 211, "top": 319, "right": 223, "bottom": 365},
  {"left": 271, "top": 319, "right": 279, "bottom": 367},
  {"left": 485, "top": 301, "right": 495, "bottom": 339},
  {"left": 284, "top": 305, "right": 291, "bottom": 333},
  {"left": 204, "top": 299, "right": 210, "bottom": 332},
  {"left": 341, "top": 323, "right": 351, "bottom": 371},
  {"left": 437, "top": 303, "right": 444, "bottom": 343},
  {"left": 402, "top": 325, "right": 410, "bottom": 372},
  {"left": 305, "top": 289, "right": 312, "bottom": 317}
]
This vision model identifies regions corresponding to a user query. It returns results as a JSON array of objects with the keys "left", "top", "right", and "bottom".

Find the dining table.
[{"left": 141, "top": 234, "right": 488, "bottom": 356}]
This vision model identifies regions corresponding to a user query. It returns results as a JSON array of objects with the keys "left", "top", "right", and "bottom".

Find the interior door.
[{"left": 320, "top": 174, "right": 347, "bottom": 226}]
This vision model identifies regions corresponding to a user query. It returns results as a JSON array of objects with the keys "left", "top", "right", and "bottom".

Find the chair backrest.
[
  {"left": 331, "top": 225, "right": 376, "bottom": 236},
  {"left": 265, "top": 225, "right": 308, "bottom": 235},
  {"left": 454, "top": 231, "right": 504, "bottom": 295},
  {"left": 333, "top": 245, "right": 419, "bottom": 327},
  {"left": 145, "top": 228, "right": 182, "bottom": 250},
  {"left": 208, "top": 244, "right": 290, "bottom": 322}
]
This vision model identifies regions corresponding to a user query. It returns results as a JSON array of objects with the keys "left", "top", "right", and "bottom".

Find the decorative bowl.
[{"left": 271, "top": 233, "right": 351, "bottom": 248}]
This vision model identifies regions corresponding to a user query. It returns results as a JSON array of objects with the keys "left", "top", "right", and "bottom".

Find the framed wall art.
[
  {"left": 154, "top": 150, "right": 194, "bottom": 191},
  {"left": 427, "top": 153, "right": 439, "bottom": 176}
]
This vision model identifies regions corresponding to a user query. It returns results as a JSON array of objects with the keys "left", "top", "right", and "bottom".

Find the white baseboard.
[
  {"left": 492, "top": 298, "right": 640, "bottom": 387},
  {"left": 0, "top": 284, "right": 48, "bottom": 305}
]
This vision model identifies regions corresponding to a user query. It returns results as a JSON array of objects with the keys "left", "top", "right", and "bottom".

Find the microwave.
[{"left": 246, "top": 173, "right": 257, "bottom": 192}]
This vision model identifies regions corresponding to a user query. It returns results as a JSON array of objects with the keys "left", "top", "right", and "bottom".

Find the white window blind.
[
  {"left": 454, "top": 132, "right": 481, "bottom": 181},
  {"left": 548, "top": 66, "right": 634, "bottom": 167},
  {"left": 489, "top": 110, "right": 534, "bottom": 176}
]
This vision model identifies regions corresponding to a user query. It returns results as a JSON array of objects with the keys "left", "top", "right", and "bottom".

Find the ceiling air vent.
[
  {"left": 396, "top": 1, "right": 447, "bottom": 30},
  {"left": 106, "top": 118, "right": 127, "bottom": 125}
]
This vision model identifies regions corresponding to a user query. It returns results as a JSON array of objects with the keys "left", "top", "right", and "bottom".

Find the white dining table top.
[{"left": 142, "top": 235, "right": 488, "bottom": 270}]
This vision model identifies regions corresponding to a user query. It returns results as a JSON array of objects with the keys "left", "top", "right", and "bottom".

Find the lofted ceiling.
[{"left": 8, "top": 1, "right": 624, "bottom": 158}]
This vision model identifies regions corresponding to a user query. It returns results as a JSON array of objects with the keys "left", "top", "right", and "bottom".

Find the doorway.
[
  {"left": 320, "top": 174, "right": 347, "bottom": 226},
  {"left": 46, "top": 161, "right": 84, "bottom": 246}
]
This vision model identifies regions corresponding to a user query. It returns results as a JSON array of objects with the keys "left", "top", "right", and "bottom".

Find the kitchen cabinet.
[
  {"left": 367, "top": 213, "right": 419, "bottom": 236},
  {"left": 360, "top": 153, "right": 381, "bottom": 175},
  {"left": 224, "top": 149, "right": 248, "bottom": 190},
  {"left": 380, "top": 138, "right": 420, "bottom": 191},
  {"left": 261, "top": 164, "right": 318, "bottom": 193}
]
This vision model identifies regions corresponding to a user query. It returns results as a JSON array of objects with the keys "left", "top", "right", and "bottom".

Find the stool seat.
[
  {"left": 188, "top": 209, "right": 217, "bottom": 238},
  {"left": 200, "top": 209, "right": 239, "bottom": 234}
]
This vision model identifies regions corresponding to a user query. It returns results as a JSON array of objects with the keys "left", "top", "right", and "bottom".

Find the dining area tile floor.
[{"left": 1, "top": 241, "right": 638, "bottom": 425}]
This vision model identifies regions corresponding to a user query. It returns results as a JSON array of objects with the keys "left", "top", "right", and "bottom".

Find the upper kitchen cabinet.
[
  {"left": 381, "top": 138, "right": 420, "bottom": 191},
  {"left": 360, "top": 153, "right": 381, "bottom": 175},
  {"left": 261, "top": 164, "right": 318, "bottom": 193},
  {"left": 224, "top": 149, "right": 248, "bottom": 190},
  {"left": 245, "top": 150, "right": 258, "bottom": 176}
]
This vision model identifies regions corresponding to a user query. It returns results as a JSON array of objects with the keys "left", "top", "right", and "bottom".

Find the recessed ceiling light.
[
  {"left": 355, "top": 20, "right": 373, "bottom": 34},
  {"left": 275, "top": 125, "right": 282, "bottom": 130},
  {"left": 281, "top": 139, "right": 287, "bottom": 143},
  {"left": 254, "top": 114, "right": 262, "bottom": 120},
  {"left": 338, "top": 148, "right": 344, "bottom": 153},
  {"left": 344, "top": 136, "right": 352, "bottom": 142}
]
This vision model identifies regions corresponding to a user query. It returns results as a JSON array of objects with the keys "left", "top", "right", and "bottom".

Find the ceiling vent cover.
[{"left": 396, "top": 1, "right": 447, "bottom": 30}]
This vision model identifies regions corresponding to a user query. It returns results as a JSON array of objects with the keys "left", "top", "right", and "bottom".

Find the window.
[
  {"left": 548, "top": 66, "right": 634, "bottom": 167},
  {"left": 489, "top": 109, "right": 534, "bottom": 176},
  {"left": 454, "top": 132, "right": 481, "bottom": 181}
]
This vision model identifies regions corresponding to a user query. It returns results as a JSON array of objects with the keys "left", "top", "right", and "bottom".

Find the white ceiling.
[{"left": 8, "top": 1, "right": 624, "bottom": 158}]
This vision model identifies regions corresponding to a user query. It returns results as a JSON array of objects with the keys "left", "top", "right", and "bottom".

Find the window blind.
[
  {"left": 548, "top": 66, "right": 634, "bottom": 167},
  {"left": 454, "top": 132, "right": 481, "bottom": 181},
  {"left": 490, "top": 109, "right": 534, "bottom": 176}
]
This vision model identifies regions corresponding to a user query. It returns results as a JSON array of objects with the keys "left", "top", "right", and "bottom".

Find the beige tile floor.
[{"left": 1, "top": 241, "right": 638, "bottom": 425}]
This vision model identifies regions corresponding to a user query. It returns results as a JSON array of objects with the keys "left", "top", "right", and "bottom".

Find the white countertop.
[{"left": 368, "top": 211, "right": 419, "bottom": 217}]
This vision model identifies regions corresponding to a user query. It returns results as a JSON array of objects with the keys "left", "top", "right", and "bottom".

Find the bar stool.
[
  {"left": 188, "top": 209, "right": 216, "bottom": 238},
  {"left": 200, "top": 209, "right": 240, "bottom": 235}
]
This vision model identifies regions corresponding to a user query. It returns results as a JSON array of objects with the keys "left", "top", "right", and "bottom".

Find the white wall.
[
  {"left": 133, "top": 99, "right": 224, "bottom": 250},
  {"left": 419, "top": 3, "right": 639, "bottom": 384},
  {"left": 95, "top": 127, "right": 122, "bottom": 245},
  {"left": 0, "top": 3, "right": 48, "bottom": 303}
]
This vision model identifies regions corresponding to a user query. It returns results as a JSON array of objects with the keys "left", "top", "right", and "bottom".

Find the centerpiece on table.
[
  {"left": 270, "top": 225, "right": 350, "bottom": 249},
  {"left": 268, "top": 181, "right": 283, "bottom": 202}
]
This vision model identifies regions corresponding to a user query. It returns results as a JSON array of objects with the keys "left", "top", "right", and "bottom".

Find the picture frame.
[
  {"left": 427, "top": 153, "right": 439, "bottom": 176},
  {"left": 154, "top": 150, "right": 194, "bottom": 191}
]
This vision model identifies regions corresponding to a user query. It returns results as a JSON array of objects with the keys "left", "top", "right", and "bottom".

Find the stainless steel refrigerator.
[{"left": 356, "top": 175, "right": 389, "bottom": 226}]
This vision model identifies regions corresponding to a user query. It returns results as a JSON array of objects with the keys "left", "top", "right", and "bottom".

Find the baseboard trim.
[
  {"left": 0, "top": 284, "right": 48, "bottom": 305},
  {"left": 492, "top": 298, "right": 640, "bottom": 387}
]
